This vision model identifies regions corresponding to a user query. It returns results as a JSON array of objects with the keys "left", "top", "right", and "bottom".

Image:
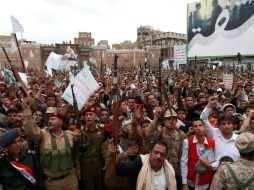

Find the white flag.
[
  {"left": 24, "top": 60, "right": 29, "bottom": 69},
  {"left": 45, "top": 52, "right": 70, "bottom": 71},
  {"left": 29, "top": 50, "right": 34, "bottom": 58},
  {"left": 10, "top": 39, "right": 18, "bottom": 53},
  {"left": 10, "top": 15, "right": 24, "bottom": 33}
]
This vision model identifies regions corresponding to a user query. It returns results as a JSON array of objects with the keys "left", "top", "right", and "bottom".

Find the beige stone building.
[
  {"left": 112, "top": 40, "right": 137, "bottom": 50},
  {"left": 74, "top": 32, "right": 94, "bottom": 47},
  {"left": 0, "top": 34, "right": 41, "bottom": 69},
  {"left": 92, "top": 47, "right": 161, "bottom": 70},
  {"left": 97, "top": 40, "right": 109, "bottom": 49}
]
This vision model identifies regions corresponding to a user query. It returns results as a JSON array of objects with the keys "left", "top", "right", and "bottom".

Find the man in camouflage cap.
[
  {"left": 146, "top": 107, "right": 185, "bottom": 190},
  {"left": 210, "top": 132, "right": 254, "bottom": 190}
]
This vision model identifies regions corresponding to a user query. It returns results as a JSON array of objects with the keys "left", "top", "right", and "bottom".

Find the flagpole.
[{"left": 12, "top": 33, "right": 25, "bottom": 69}]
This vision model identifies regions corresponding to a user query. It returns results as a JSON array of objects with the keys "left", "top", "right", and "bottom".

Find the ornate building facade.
[
  {"left": 74, "top": 32, "right": 94, "bottom": 47},
  {"left": 137, "top": 25, "right": 186, "bottom": 61}
]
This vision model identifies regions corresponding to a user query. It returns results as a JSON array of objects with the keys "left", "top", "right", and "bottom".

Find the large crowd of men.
[{"left": 0, "top": 63, "right": 254, "bottom": 190}]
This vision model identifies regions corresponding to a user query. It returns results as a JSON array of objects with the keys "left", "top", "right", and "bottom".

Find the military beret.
[
  {"left": 82, "top": 105, "right": 97, "bottom": 114},
  {"left": 47, "top": 112, "right": 64, "bottom": 120},
  {"left": 0, "top": 129, "right": 19, "bottom": 148},
  {"left": 235, "top": 132, "right": 254, "bottom": 154}
]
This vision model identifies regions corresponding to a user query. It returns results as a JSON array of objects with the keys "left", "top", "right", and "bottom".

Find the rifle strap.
[{"left": 225, "top": 163, "right": 254, "bottom": 190}]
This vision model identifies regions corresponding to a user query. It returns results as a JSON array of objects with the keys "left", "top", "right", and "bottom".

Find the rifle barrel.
[
  {"left": 71, "top": 84, "right": 81, "bottom": 128},
  {"left": 2, "top": 47, "right": 29, "bottom": 97}
]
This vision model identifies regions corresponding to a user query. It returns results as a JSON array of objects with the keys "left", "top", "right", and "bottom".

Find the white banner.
[
  {"left": 62, "top": 65, "right": 99, "bottom": 110},
  {"left": 18, "top": 72, "right": 29, "bottom": 88},
  {"left": 45, "top": 52, "right": 70, "bottom": 71},
  {"left": 174, "top": 45, "right": 186, "bottom": 65},
  {"left": 223, "top": 74, "right": 233, "bottom": 89},
  {"left": 162, "top": 59, "right": 169, "bottom": 70}
]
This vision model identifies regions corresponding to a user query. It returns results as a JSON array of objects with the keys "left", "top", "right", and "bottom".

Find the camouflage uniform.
[
  {"left": 146, "top": 109, "right": 185, "bottom": 190},
  {"left": 210, "top": 158, "right": 254, "bottom": 190},
  {"left": 24, "top": 114, "right": 79, "bottom": 190},
  {"left": 146, "top": 125, "right": 185, "bottom": 169}
]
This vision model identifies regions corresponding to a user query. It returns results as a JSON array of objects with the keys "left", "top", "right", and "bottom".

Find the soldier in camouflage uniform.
[
  {"left": 210, "top": 132, "right": 254, "bottom": 190},
  {"left": 146, "top": 107, "right": 185, "bottom": 190},
  {"left": 79, "top": 105, "right": 105, "bottom": 190}
]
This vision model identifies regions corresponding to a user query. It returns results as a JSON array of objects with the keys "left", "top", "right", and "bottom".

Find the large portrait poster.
[{"left": 187, "top": 0, "right": 254, "bottom": 58}]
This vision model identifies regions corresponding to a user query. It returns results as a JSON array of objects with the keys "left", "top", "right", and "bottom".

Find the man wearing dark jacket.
[{"left": 0, "top": 129, "right": 45, "bottom": 190}]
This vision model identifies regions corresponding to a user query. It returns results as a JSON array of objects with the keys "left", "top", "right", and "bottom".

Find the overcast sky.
[{"left": 0, "top": 0, "right": 197, "bottom": 45}]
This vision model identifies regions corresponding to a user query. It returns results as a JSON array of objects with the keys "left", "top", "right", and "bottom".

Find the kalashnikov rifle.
[
  {"left": 163, "top": 81, "right": 174, "bottom": 116},
  {"left": 70, "top": 84, "right": 88, "bottom": 153},
  {"left": 105, "top": 54, "right": 120, "bottom": 179},
  {"left": 71, "top": 84, "right": 81, "bottom": 129},
  {"left": 157, "top": 57, "right": 162, "bottom": 106}
]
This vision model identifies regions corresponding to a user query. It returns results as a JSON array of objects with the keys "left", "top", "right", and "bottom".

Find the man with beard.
[
  {"left": 1, "top": 96, "right": 12, "bottom": 113},
  {"left": 22, "top": 97, "right": 80, "bottom": 190},
  {"left": 145, "top": 94, "right": 158, "bottom": 120},
  {"left": 146, "top": 107, "right": 185, "bottom": 190}
]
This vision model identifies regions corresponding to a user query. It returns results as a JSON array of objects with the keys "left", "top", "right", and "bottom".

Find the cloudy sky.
[{"left": 0, "top": 0, "right": 197, "bottom": 45}]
